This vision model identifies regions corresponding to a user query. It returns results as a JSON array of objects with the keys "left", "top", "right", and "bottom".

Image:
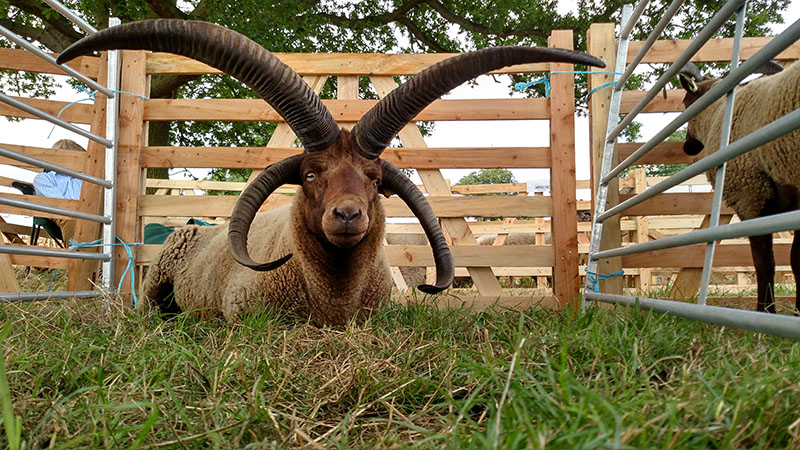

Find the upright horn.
[
  {"left": 56, "top": 19, "right": 339, "bottom": 153},
  {"left": 352, "top": 46, "right": 606, "bottom": 159}
]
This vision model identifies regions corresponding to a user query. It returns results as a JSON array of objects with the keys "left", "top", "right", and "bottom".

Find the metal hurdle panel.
[
  {"left": 584, "top": 0, "right": 800, "bottom": 339},
  {"left": 0, "top": 2, "right": 121, "bottom": 302}
]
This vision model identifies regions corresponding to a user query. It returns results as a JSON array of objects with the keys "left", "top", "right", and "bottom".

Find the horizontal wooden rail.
[
  {"left": 0, "top": 143, "right": 88, "bottom": 172},
  {"left": 140, "top": 146, "right": 553, "bottom": 169},
  {"left": 0, "top": 96, "right": 94, "bottom": 124},
  {"left": 137, "top": 243, "right": 554, "bottom": 267},
  {"left": 143, "top": 98, "right": 549, "bottom": 122},
  {"left": 0, "top": 194, "right": 86, "bottom": 219},
  {"left": 622, "top": 242, "right": 792, "bottom": 268},
  {"left": 616, "top": 141, "right": 692, "bottom": 165},
  {"left": 145, "top": 52, "right": 554, "bottom": 76},
  {"left": 138, "top": 194, "right": 554, "bottom": 218},
  {"left": 0, "top": 48, "right": 99, "bottom": 77},
  {"left": 627, "top": 37, "right": 800, "bottom": 64},
  {"left": 618, "top": 192, "right": 735, "bottom": 216}
]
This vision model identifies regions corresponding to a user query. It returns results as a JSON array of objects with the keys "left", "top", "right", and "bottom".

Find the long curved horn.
[
  {"left": 56, "top": 19, "right": 338, "bottom": 153},
  {"left": 228, "top": 154, "right": 304, "bottom": 271},
  {"left": 352, "top": 47, "right": 606, "bottom": 159},
  {"left": 381, "top": 161, "right": 454, "bottom": 293}
]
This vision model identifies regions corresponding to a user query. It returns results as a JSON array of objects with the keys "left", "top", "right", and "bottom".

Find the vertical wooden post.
[
  {"left": 548, "top": 30, "right": 579, "bottom": 312},
  {"left": 587, "top": 23, "right": 624, "bottom": 295},
  {"left": 67, "top": 53, "right": 109, "bottom": 291},
  {"left": 632, "top": 168, "right": 651, "bottom": 292},
  {"left": 114, "top": 50, "right": 148, "bottom": 302}
]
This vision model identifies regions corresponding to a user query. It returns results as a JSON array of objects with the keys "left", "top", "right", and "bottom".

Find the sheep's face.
[
  {"left": 679, "top": 73, "right": 716, "bottom": 156},
  {"left": 300, "top": 130, "right": 383, "bottom": 248}
]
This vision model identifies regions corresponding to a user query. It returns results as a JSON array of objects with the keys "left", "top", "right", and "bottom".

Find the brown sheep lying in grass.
[{"left": 58, "top": 19, "right": 605, "bottom": 325}]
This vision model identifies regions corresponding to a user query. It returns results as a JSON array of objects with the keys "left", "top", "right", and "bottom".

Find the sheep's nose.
[{"left": 334, "top": 206, "right": 361, "bottom": 224}]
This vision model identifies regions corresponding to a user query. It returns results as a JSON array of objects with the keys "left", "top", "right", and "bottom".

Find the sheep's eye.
[{"left": 305, "top": 172, "right": 316, "bottom": 182}]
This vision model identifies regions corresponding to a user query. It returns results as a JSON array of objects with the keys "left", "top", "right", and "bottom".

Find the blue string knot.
[
  {"left": 585, "top": 269, "right": 625, "bottom": 292},
  {"left": 69, "top": 236, "right": 142, "bottom": 306}
]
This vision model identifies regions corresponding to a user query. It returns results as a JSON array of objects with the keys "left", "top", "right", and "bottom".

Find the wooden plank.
[
  {"left": 626, "top": 37, "right": 800, "bottom": 64},
  {"left": 618, "top": 192, "right": 735, "bottom": 216},
  {"left": 370, "top": 76, "right": 503, "bottom": 296},
  {"left": 140, "top": 146, "right": 552, "bottom": 169},
  {"left": 146, "top": 52, "right": 554, "bottom": 76},
  {"left": 0, "top": 143, "right": 89, "bottom": 172},
  {"left": 632, "top": 168, "right": 651, "bottom": 292},
  {"left": 668, "top": 214, "right": 733, "bottom": 300},
  {"left": 620, "top": 89, "right": 684, "bottom": 114},
  {"left": 616, "top": 141, "right": 692, "bottom": 165},
  {"left": 142, "top": 98, "right": 550, "bottom": 122},
  {"left": 0, "top": 252, "right": 19, "bottom": 293},
  {"left": 548, "top": 30, "right": 580, "bottom": 311},
  {"left": 0, "top": 194, "right": 85, "bottom": 215},
  {"left": 0, "top": 48, "right": 100, "bottom": 77},
  {"left": 137, "top": 243, "right": 554, "bottom": 267},
  {"left": 138, "top": 194, "right": 554, "bottom": 218},
  {"left": 588, "top": 23, "right": 624, "bottom": 295},
  {"left": 0, "top": 96, "right": 93, "bottom": 124},
  {"left": 114, "top": 50, "right": 148, "bottom": 300},
  {"left": 7, "top": 254, "right": 72, "bottom": 270},
  {"left": 622, "top": 242, "right": 792, "bottom": 268},
  {"left": 67, "top": 53, "right": 109, "bottom": 291}
]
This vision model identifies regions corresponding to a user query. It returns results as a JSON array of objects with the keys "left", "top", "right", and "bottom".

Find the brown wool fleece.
[
  {"left": 690, "top": 60, "right": 800, "bottom": 220},
  {"left": 141, "top": 197, "right": 391, "bottom": 326}
]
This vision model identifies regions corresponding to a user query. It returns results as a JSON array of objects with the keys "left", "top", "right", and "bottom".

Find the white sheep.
[
  {"left": 58, "top": 19, "right": 605, "bottom": 325},
  {"left": 678, "top": 60, "right": 799, "bottom": 314}
]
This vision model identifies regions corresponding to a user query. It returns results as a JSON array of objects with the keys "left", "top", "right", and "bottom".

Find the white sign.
[{"left": 527, "top": 179, "right": 550, "bottom": 193}]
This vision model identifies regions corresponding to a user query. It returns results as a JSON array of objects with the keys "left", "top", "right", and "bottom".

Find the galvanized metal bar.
[
  {"left": 591, "top": 210, "right": 800, "bottom": 261},
  {"left": 697, "top": 2, "right": 747, "bottom": 306},
  {"left": 585, "top": 291, "right": 800, "bottom": 340},
  {"left": 41, "top": 0, "right": 98, "bottom": 34},
  {"left": 583, "top": 5, "right": 634, "bottom": 303},
  {"left": 0, "top": 291, "right": 104, "bottom": 302},
  {"left": 620, "top": 0, "right": 650, "bottom": 39},
  {"left": 606, "top": 0, "right": 746, "bottom": 143},
  {"left": 0, "top": 24, "right": 113, "bottom": 97},
  {"left": 0, "top": 195, "right": 111, "bottom": 224},
  {"left": 101, "top": 18, "right": 122, "bottom": 291},
  {"left": 0, "top": 145, "right": 112, "bottom": 188},
  {"left": 598, "top": 105, "right": 800, "bottom": 222},
  {"left": 0, "top": 92, "right": 113, "bottom": 147},
  {"left": 615, "top": 0, "right": 686, "bottom": 92},
  {"left": 0, "top": 244, "right": 111, "bottom": 261},
  {"left": 602, "top": 18, "right": 800, "bottom": 184}
]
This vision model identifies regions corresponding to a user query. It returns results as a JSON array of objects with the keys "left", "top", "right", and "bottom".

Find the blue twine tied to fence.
[
  {"left": 69, "top": 236, "right": 142, "bottom": 307},
  {"left": 585, "top": 269, "right": 625, "bottom": 292},
  {"left": 48, "top": 85, "right": 149, "bottom": 138},
  {"left": 514, "top": 70, "right": 624, "bottom": 99}
]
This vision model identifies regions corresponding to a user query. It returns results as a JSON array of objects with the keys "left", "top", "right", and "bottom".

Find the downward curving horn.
[
  {"left": 380, "top": 161, "right": 454, "bottom": 293},
  {"left": 56, "top": 19, "right": 339, "bottom": 153},
  {"left": 227, "top": 155, "right": 304, "bottom": 271},
  {"left": 352, "top": 46, "right": 606, "bottom": 159}
]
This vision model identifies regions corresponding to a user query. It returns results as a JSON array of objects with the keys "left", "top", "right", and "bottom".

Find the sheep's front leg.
[
  {"left": 749, "top": 234, "right": 776, "bottom": 313},
  {"left": 792, "top": 231, "right": 800, "bottom": 315}
]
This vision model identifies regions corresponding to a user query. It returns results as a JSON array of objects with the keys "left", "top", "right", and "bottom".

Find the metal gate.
[
  {"left": 585, "top": 0, "right": 800, "bottom": 339},
  {"left": 0, "top": 0, "right": 120, "bottom": 301}
]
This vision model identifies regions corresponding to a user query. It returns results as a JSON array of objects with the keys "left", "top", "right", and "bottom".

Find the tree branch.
[
  {"left": 316, "top": 0, "right": 425, "bottom": 29},
  {"left": 426, "top": 0, "right": 549, "bottom": 40},
  {"left": 397, "top": 17, "right": 452, "bottom": 52},
  {"left": 8, "top": 0, "right": 83, "bottom": 51},
  {"left": 143, "top": 0, "right": 189, "bottom": 20}
]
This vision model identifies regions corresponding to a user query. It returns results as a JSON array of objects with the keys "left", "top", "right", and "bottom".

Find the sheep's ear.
[
  {"left": 755, "top": 60, "right": 784, "bottom": 76},
  {"left": 678, "top": 73, "right": 699, "bottom": 93}
]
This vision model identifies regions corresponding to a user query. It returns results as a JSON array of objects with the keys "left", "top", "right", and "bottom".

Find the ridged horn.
[
  {"left": 352, "top": 46, "right": 606, "bottom": 159},
  {"left": 380, "top": 161, "right": 454, "bottom": 293},
  {"left": 56, "top": 19, "right": 339, "bottom": 153},
  {"left": 227, "top": 155, "right": 304, "bottom": 271}
]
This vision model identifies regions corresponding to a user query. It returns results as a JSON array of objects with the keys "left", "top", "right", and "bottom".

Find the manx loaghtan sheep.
[
  {"left": 58, "top": 19, "right": 605, "bottom": 325},
  {"left": 678, "top": 60, "right": 799, "bottom": 314}
]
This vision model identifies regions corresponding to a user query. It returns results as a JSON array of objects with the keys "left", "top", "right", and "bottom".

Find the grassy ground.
[{"left": 1, "top": 294, "right": 798, "bottom": 449}]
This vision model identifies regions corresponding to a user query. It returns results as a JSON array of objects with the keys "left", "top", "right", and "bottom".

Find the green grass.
[{"left": 0, "top": 297, "right": 799, "bottom": 449}]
